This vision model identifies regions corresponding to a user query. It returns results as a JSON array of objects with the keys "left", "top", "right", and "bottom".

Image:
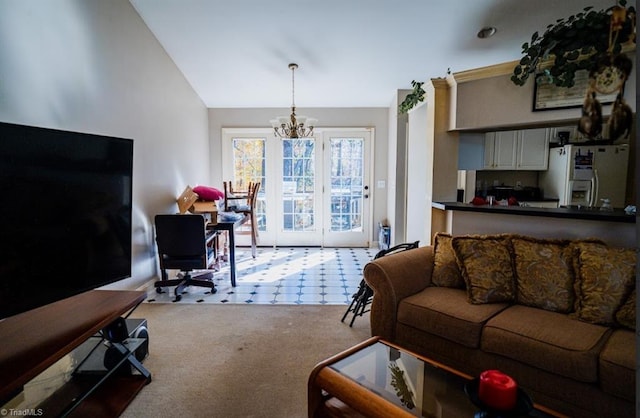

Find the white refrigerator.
[{"left": 539, "top": 144, "right": 629, "bottom": 208}]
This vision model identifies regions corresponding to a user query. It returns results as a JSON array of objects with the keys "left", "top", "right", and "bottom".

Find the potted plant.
[
  {"left": 398, "top": 80, "right": 425, "bottom": 114},
  {"left": 511, "top": 1, "right": 635, "bottom": 89}
]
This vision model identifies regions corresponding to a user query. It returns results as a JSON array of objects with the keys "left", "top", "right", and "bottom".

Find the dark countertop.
[
  {"left": 513, "top": 198, "right": 559, "bottom": 203},
  {"left": 432, "top": 201, "right": 636, "bottom": 223}
]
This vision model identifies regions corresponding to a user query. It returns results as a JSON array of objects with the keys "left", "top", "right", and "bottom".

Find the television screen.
[{"left": 0, "top": 122, "right": 133, "bottom": 319}]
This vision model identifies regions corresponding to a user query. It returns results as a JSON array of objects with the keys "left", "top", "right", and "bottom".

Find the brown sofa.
[{"left": 363, "top": 233, "right": 636, "bottom": 418}]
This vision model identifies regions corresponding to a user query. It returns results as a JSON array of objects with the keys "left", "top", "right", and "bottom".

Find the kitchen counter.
[
  {"left": 433, "top": 201, "right": 635, "bottom": 223},
  {"left": 432, "top": 202, "right": 636, "bottom": 247}
]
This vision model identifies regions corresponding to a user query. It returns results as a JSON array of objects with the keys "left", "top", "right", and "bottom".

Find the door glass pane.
[
  {"left": 282, "top": 138, "right": 315, "bottom": 232},
  {"left": 232, "top": 138, "right": 266, "bottom": 231},
  {"left": 330, "top": 138, "right": 363, "bottom": 232}
]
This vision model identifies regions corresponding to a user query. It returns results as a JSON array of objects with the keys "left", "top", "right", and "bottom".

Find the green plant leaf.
[
  {"left": 398, "top": 80, "right": 425, "bottom": 114},
  {"left": 511, "top": 3, "right": 635, "bottom": 87}
]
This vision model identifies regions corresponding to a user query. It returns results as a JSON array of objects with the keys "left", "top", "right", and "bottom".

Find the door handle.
[{"left": 364, "top": 185, "right": 369, "bottom": 199}]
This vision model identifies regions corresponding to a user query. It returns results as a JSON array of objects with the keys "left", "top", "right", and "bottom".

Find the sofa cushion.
[
  {"left": 572, "top": 242, "right": 636, "bottom": 326},
  {"left": 511, "top": 236, "right": 576, "bottom": 313},
  {"left": 615, "top": 288, "right": 635, "bottom": 330},
  {"left": 599, "top": 329, "right": 636, "bottom": 401},
  {"left": 452, "top": 235, "right": 515, "bottom": 304},
  {"left": 398, "top": 287, "right": 509, "bottom": 348},
  {"left": 481, "top": 305, "right": 610, "bottom": 383},
  {"left": 431, "top": 233, "right": 464, "bottom": 288}
]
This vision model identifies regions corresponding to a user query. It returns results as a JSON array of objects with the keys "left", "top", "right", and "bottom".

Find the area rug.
[{"left": 120, "top": 303, "right": 371, "bottom": 418}]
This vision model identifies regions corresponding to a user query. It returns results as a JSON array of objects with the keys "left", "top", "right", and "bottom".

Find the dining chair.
[
  {"left": 223, "top": 181, "right": 261, "bottom": 258},
  {"left": 223, "top": 181, "right": 248, "bottom": 212}
]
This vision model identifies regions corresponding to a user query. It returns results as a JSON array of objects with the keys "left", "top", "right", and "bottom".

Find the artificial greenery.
[
  {"left": 398, "top": 80, "right": 425, "bottom": 114},
  {"left": 389, "top": 363, "right": 415, "bottom": 409},
  {"left": 511, "top": 1, "right": 636, "bottom": 88}
]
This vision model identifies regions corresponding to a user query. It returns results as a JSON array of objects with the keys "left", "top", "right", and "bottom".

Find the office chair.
[
  {"left": 154, "top": 214, "right": 217, "bottom": 301},
  {"left": 223, "top": 181, "right": 261, "bottom": 258}
]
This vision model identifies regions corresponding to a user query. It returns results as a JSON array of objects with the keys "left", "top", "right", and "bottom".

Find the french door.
[
  {"left": 221, "top": 128, "right": 372, "bottom": 247},
  {"left": 322, "top": 130, "right": 371, "bottom": 247}
]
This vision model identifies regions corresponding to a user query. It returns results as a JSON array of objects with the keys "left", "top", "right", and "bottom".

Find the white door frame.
[
  {"left": 221, "top": 127, "right": 374, "bottom": 247},
  {"left": 320, "top": 128, "right": 374, "bottom": 247}
]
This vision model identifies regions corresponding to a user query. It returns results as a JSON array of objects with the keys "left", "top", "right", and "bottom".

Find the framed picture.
[{"left": 532, "top": 70, "right": 618, "bottom": 111}]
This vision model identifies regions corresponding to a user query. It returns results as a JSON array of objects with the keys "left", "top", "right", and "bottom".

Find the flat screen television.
[{"left": 0, "top": 122, "right": 133, "bottom": 319}]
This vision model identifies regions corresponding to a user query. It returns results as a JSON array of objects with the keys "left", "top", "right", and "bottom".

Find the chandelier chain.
[
  {"left": 270, "top": 63, "right": 317, "bottom": 139},
  {"left": 291, "top": 64, "right": 295, "bottom": 108}
]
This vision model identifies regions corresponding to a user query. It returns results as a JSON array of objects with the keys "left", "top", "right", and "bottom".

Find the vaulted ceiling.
[{"left": 130, "top": 0, "right": 618, "bottom": 108}]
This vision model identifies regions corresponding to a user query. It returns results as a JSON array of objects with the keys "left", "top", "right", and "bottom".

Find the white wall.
[
  {"left": 387, "top": 90, "right": 410, "bottom": 246},
  {"left": 406, "top": 101, "right": 430, "bottom": 245},
  {"left": 452, "top": 56, "right": 636, "bottom": 131},
  {"left": 208, "top": 107, "right": 389, "bottom": 245},
  {"left": 0, "top": 0, "right": 209, "bottom": 289}
]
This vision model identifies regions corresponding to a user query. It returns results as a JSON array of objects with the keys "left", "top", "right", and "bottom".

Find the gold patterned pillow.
[
  {"left": 431, "top": 233, "right": 465, "bottom": 288},
  {"left": 572, "top": 242, "right": 636, "bottom": 326},
  {"left": 615, "top": 288, "right": 636, "bottom": 330},
  {"left": 511, "top": 236, "right": 585, "bottom": 313},
  {"left": 452, "top": 234, "right": 515, "bottom": 304}
]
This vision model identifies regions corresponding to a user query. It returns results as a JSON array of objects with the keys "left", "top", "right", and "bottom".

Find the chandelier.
[{"left": 270, "top": 63, "right": 317, "bottom": 138}]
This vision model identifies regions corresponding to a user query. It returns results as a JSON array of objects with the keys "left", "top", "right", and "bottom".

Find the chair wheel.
[
  {"left": 174, "top": 294, "right": 182, "bottom": 302},
  {"left": 156, "top": 287, "right": 163, "bottom": 294}
]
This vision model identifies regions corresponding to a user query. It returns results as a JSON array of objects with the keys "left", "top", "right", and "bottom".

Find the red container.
[{"left": 478, "top": 370, "right": 518, "bottom": 411}]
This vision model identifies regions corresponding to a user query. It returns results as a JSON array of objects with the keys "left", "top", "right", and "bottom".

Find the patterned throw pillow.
[
  {"left": 572, "top": 242, "right": 636, "bottom": 326},
  {"left": 615, "top": 288, "right": 636, "bottom": 330},
  {"left": 452, "top": 234, "right": 515, "bottom": 304},
  {"left": 511, "top": 236, "right": 577, "bottom": 313},
  {"left": 431, "top": 233, "right": 465, "bottom": 288}
]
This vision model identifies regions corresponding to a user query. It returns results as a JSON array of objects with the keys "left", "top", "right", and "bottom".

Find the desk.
[{"left": 206, "top": 215, "right": 247, "bottom": 287}]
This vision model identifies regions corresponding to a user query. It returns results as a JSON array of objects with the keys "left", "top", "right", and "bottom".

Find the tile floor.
[{"left": 145, "top": 246, "right": 378, "bottom": 305}]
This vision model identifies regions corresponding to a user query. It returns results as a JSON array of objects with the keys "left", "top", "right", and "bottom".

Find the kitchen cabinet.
[
  {"left": 483, "top": 130, "right": 518, "bottom": 169},
  {"left": 483, "top": 128, "right": 549, "bottom": 170},
  {"left": 517, "top": 128, "right": 550, "bottom": 170}
]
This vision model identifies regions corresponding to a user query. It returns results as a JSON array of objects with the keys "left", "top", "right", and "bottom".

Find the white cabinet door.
[
  {"left": 494, "top": 131, "right": 519, "bottom": 169},
  {"left": 517, "top": 128, "right": 550, "bottom": 170},
  {"left": 484, "top": 129, "right": 549, "bottom": 170},
  {"left": 483, "top": 133, "right": 495, "bottom": 169},
  {"left": 484, "top": 131, "right": 517, "bottom": 169}
]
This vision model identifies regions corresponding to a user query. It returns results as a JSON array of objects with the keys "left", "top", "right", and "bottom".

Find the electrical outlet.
[{"left": 516, "top": 181, "right": 522, "bottom": 188}]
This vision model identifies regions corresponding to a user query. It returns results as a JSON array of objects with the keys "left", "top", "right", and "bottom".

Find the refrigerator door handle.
[{"left": 590, "top": 169, "right": 599, "bottom": 207}]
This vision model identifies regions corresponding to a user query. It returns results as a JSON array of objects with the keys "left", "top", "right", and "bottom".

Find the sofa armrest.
[{"left": 363, "top": 246, "right": 434, "bottom": 340}]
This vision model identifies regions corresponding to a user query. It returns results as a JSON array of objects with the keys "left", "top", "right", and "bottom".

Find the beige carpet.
[{"left": 120, "top": 303, "right": 371, "bottom": 418}]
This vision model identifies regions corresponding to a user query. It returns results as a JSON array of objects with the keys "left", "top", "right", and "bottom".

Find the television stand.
[{"left": 0, "top": 290, "right": 150, "bottom": 417}]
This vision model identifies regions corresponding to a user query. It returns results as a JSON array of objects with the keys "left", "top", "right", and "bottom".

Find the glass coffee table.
[{"left": 308, "top": 337, "right": 564, "bottom": 418}]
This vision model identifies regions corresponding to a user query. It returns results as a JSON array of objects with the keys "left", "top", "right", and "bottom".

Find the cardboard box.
[
  {"left": 190, "top": 201, "right": 219, "bottom": 225},
  {"left": 177, "top": 185, "right": 199, "bottom": 214}
]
